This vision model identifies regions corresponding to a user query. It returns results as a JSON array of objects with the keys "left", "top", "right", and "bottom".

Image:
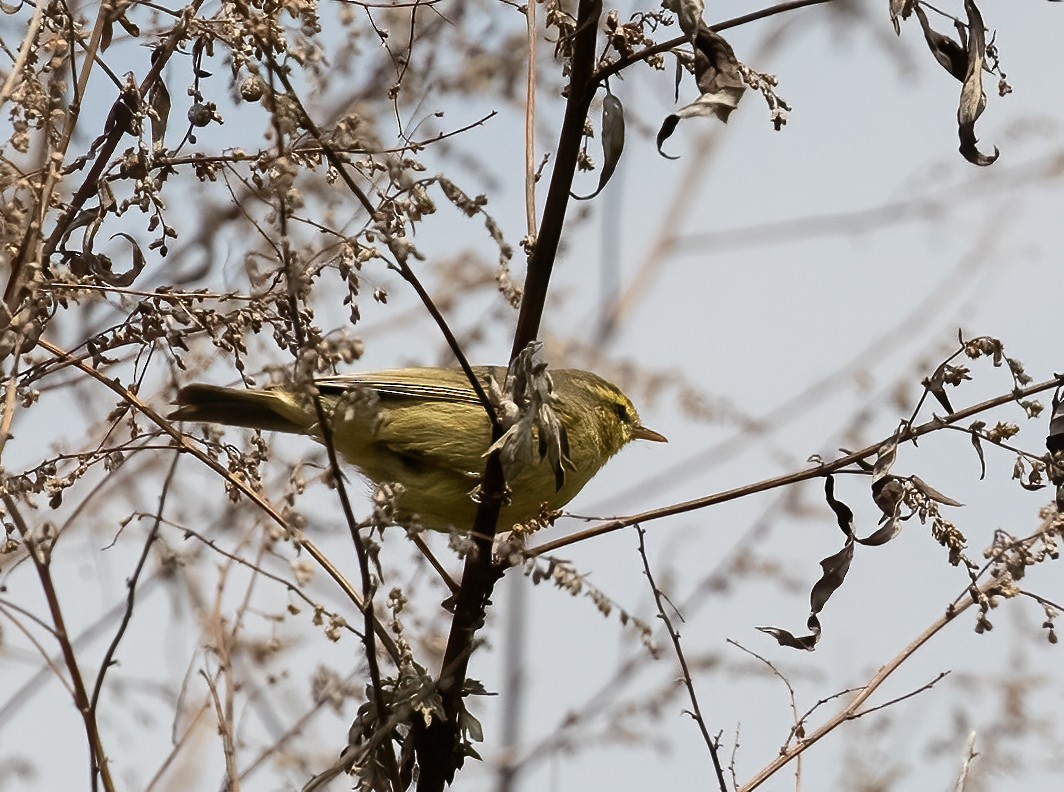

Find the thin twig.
[
  {"left": 0, "top": 599, "right": 73, "bottom": 694},
  {"left": 849, "top": 671, "right": 950, "bottom": 720},
  {"left": 89, "top": 453, "right": 179, "bottom": 714},
  {"left": 143, "top": 698, "right": 212, "bottom": 792},
  {"left": 237, "top": 675, "right": 349, "bottom": 783},
  {"left": 524, "top": 0, "right": 538, "bottom": 238},
  {"left": 200, "top": 668, "right": 240, "bottom": 791},
  {"left": 407, "top": 532, "right": 460, "bottom": 595},
  {"left": 0, "top": 0, "right": 43, "bottom": 106},
  {"left": 173, "top": 520, "right": 360, "bottom": 633},
  {"left": 207, "top": 526, "right": 259, "bottom": 792},
  {"left": 952, "top": 732, "right": 979, "bottom": 792},
  {"left": 726, "top": 640, "right": 801, "bottom": 762},
  {"left": 0, "top": 575, "right": 165, "bottom": 725},
  {"left": 637, "top": 526, "right": 727, "bottom": 791}
]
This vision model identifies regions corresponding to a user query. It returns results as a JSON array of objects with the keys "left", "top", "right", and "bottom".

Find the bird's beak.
[{"left": 633, "top": 424, "right": 668, "bottom": 443}]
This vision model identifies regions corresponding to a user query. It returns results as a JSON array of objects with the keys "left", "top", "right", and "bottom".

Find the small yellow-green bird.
[{"left": 170, "top": 367, "right": 665, "bottom": 532}]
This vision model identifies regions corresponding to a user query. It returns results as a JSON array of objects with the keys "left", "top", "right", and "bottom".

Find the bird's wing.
[
  {"left": 315, "top": 369, "right": 500, "bottom": 478},
  {"left": 315, "top": 367, "right": 504, "bottom": 407}
]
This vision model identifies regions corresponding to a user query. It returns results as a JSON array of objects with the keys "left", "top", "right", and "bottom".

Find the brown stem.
[
  {"left": 593, "top": 0, "right": 835, "bottom": 86},
  {"left": 411, "top": 2, "right": 604, "bottom": 789},
  {"left": 524, "top": 0, "right": 539, "bottom": 238},
  {"left": 530, "top": 373, "right": 1064, "bottom": 555},
  {"left": 737, "top": 582, "right": 991, "bottom": 791},
  {"left": 4, "top": 495, "right": 116, "bottom": 792}
]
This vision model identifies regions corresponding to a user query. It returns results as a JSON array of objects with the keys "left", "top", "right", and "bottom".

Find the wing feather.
[{"left": 315, "top": 367, "right": 505, "bottom": 406}]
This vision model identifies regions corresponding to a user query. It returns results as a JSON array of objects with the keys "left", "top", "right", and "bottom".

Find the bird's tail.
[{"left": 169, "top": 385, "right": 313, "bottom": 434}]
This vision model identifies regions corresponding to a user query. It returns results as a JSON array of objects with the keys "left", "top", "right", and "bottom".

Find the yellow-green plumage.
[{"left": 170, "top": 367, "right": 665, "bottom": 532}]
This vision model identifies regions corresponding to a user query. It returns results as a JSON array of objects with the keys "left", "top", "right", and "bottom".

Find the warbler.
[{"left": 170, "top": 367, "right": 665, "bottom": 532}]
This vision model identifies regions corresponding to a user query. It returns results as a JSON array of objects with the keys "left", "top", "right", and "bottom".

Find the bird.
[{"left": 170, "top": 366, "right": 665, "bottom": 533}]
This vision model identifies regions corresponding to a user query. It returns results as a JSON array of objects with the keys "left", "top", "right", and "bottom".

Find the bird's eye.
[{"left": 612, "top": 401, "right": 631, "bottom": 424}]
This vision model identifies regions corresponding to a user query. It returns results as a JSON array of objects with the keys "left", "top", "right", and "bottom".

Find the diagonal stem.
[{"left": 411, "top": 2, "right": 604, "bottom": 789}]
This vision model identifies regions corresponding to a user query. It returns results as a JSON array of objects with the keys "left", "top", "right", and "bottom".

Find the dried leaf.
[
  {"left": 913, "top": 4, "right": 968, "bottom": 80},
  {"left": 756, "top": 625, "right": 817, "bottom": 651},
  {"left": 922, "top": 364, "right": 955, "bottom": 414},
  {"left": 657, "top": 26, "right": 745, "bottom": 157},
  {"left": 759, "top": 484, "right": 867, "bottom": 652},
  {"left": 910, "top": 1, "right": 999, "bottom": 165},
  {"left": 890, "top": 0, "right": 915, "bottom": 35},
  {"left": 572, "top": 93, "right": 625, "bottom": 200},
  {"left": 970, "top": 425, "right": 987, "bottom": 479},
  {"left": 758, "top": 540, "right": 853, "bottom": 652},
  {"left": 117, "top": 14, "right": 140, "bottom": 38},
  {"left": 824, "top": 475, "right": 855, "bottom": 538},
  {"left": 676, "top": 90, "right": 743, "bottom": 123},
  {"left": 810, "top": 541, "right": 854, "bottom": 614},
  {"left": 460, "top": 707, "right": 484, "bottom": 743},
  {"left": 871, "top": 436, "right": 898, "bottom": 483},
  {"left": 663, "top": 0, "right": 704, "bottom": 39},
  {"left": 865, "top": 473, "right": 906, "bottom": 546},
  {"left": 101, "top": 19, "right": 114, "bottom": 51},
  {"left": 858, "top": 518, "right": 903, "bottom": 546},
  {"left": 692, "top": 28, "right": 744, "bottom": 99},
  {"left": 958, "top": 0, "right": 999, "bottom": 165},
  {"left": 910, "top": 475, "right": 964, "bottom": 507},
  {"left": 70, "top": 232, "right": 147, "bottom": 287},
  {"left": 148, "top": 50, "right": 170, "bottom": 147},
  {"left": 104, "top": 78, "right": 143, "bottom": 139},
  {"left": 1047, "top": 388, "right": 1064, "bottom": 452},
  {"left": 871, "top": 476, "right": 904, "bottom": 520}
]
